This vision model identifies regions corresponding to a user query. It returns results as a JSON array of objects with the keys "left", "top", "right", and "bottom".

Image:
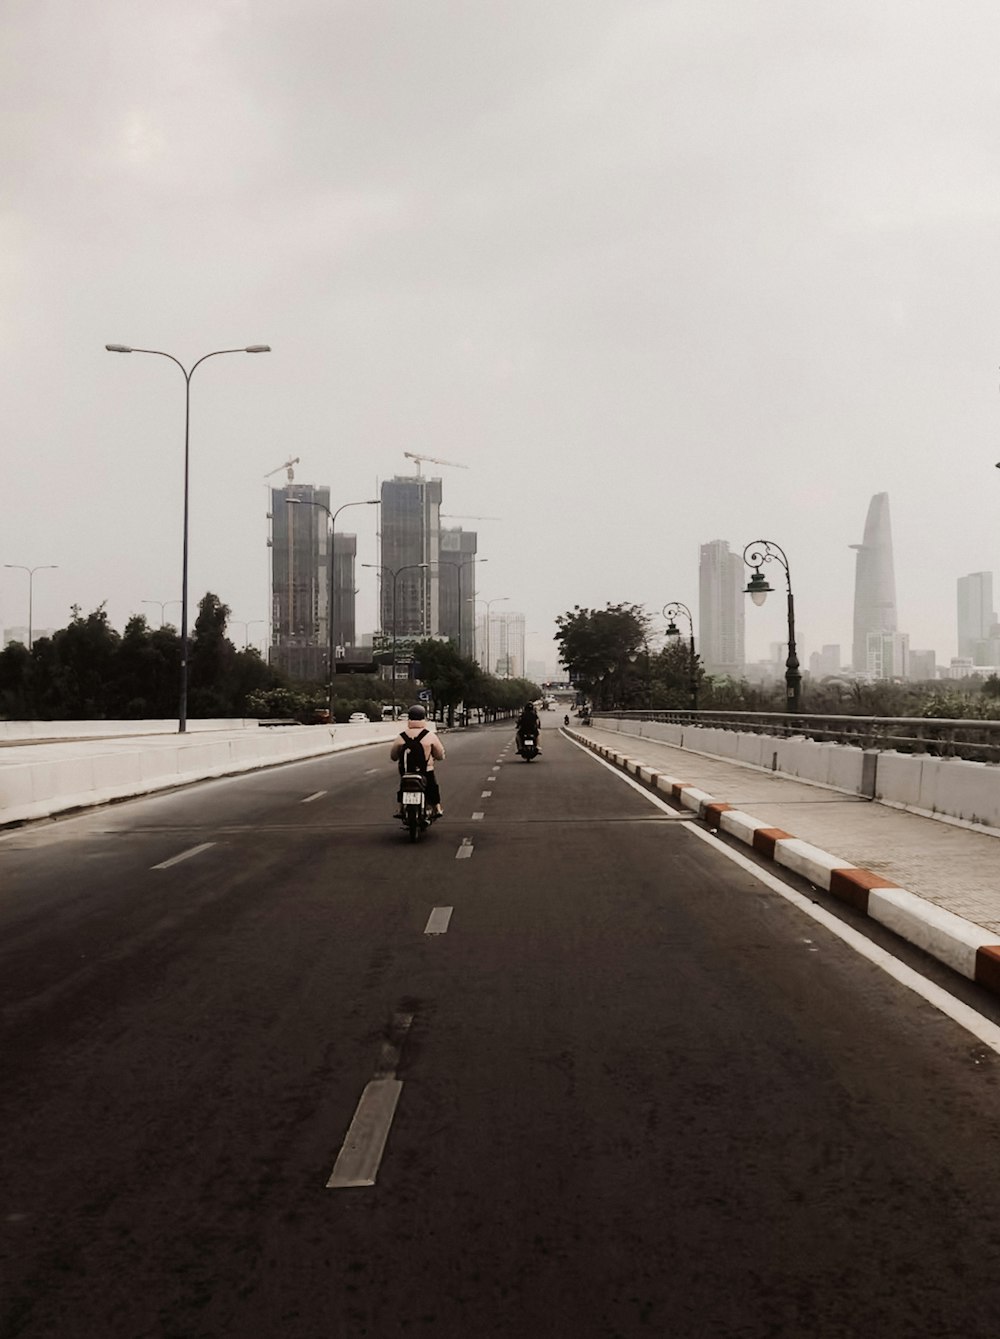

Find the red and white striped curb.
[{"left": 574, "top": 732, "right": 1000, "bottom": 998}]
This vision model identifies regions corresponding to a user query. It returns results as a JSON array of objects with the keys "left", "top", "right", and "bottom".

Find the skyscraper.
[
  {"left": 269, "top": 481, "right": 330, "bottom": 680},
  {"left": 698, "top": 540, "right": 745, "bottom": 677},
  {"left": 957, "top": 572, "right": 994, "bottom": 659},
  {"left": 850, "top": 493, "right": 898, "bottom": 672},
  {"left": 332, "top": 532, "right": 357, "bottom": 654},
  {"left": 438, "top": 526, "right": 478, "bottom": 655},
  {"left": 379, "top": 475, "right": 443, "bottom": 639}
]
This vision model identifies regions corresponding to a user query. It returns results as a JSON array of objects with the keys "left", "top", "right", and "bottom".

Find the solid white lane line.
[
  {"left": 456, "top": 837, "right": 474, "bottom": 858},
  {"left": 472, "top": 812, "right": 485, "bottom": 821},
  {"left": 424, "top": 906, "right": 454, "bottom": 935},
  {"left": 481, "top": 790, "right": 492, "bottom": 798},
  {"left": 569, "top": 736, "right": 1000, "bottom": 1057},
  {"left": 151, "top": 842, "right": 216, "bottom": 870},
  {"left": 326, "top": 1079, "right": 403, "bottom": 1188},
  {"left": 301, "top": 791, "right": 327, "bottom": 804}
]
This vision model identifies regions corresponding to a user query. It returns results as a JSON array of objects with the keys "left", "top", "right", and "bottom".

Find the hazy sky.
[{"left": 5, "top": 0, "right": 1000, "bottom": 671}]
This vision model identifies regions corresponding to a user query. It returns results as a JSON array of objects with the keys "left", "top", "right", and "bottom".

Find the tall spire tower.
[{"left": 850, "top": 492, "right": 898, "bottom": 671}]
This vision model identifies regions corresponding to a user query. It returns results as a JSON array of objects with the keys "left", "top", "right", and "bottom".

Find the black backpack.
[{"left": 398, "top": 728, "right": 429, "bottom": 775}]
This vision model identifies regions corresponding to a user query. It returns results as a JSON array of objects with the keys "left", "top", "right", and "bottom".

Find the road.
[{"left": 3, "top": 722, "right": 1000, "bottom": 1337}]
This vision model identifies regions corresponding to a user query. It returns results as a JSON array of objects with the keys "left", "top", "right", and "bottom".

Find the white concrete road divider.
[{"left": 0, "top": 721, "right": 404, "bottom": 828}]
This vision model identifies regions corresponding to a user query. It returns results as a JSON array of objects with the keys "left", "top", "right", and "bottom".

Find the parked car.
[{"left": 348, "top": 712, "right": 370, "bottom": 724}]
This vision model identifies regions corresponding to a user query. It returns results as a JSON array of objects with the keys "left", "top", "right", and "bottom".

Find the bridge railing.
[{"left": 593, "top": 709, "right": 1000, "bottom": 763}]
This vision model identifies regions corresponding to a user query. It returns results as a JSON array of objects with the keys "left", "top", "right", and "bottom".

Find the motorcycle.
[
  {"left": 519, "top": 734, "right": 539, "bottom": 762},
  {"left": 399, "top": 772, "right": 433, "bottom": 841}
]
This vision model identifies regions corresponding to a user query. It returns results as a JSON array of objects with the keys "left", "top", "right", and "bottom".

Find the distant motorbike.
[
  {"left": 399, "top": 772, "right": 433, "bottom": 841},
  {"left": 519, "top": 734, "right": 539, "bottom": 762},
  {"left": 563, "top": 714, "right": 570, "bottom": 727}
]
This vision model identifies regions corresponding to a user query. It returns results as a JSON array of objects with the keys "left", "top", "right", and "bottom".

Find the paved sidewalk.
[{"left": 573, "top": 723, "right": 1000, "bottom": 997}]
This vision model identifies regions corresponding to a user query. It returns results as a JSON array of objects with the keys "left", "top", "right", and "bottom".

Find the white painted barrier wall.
[
  {"left": 0, "top": 721, "right": 404, "bottom": 827},
  {"left": 0, "top": 718, "right": 254, "bottom": 741},
  {"left": 593, "top": 716, "right": 1000, "bottom": 833}
]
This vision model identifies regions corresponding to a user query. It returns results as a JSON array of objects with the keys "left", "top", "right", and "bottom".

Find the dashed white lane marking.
[
  {"left": 327, "top": 1011, "right": 413, "bottom": 1188},
  {"left": 481, "top": 790, "right": 492, "bottom": 798},
  {"left": 570, "top": 735, "right": 1000, "bottom": 1058},
  {"left": 456, "top": 837, "right": 475, "bottom": 858},
  {"left": 301, "top": 791, "right": 327, "bottom": 804},
  {"left": 488, "top": 775, "right": 497, "bottom": 782},
  {"left": 424, "top": 906, "right": 454, "bottom": 934},
  {"left": 365, "top": 768, "right": 379, "bottom": 775},
  {"left": 151, "top": 842, "right": 216, "bottom": 870},
  {"left": 472, "top": 812, "right": 485, "bottom": 821}
]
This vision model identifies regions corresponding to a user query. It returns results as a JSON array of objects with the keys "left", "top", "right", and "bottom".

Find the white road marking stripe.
[
  {"left": 456, "top": 837, "right": 474, "bottom": 858},
  {"left": 301, "top": 791, "right": 327, "bottom": 804},
  {"left": 481, "top": 790, "right": 492, "bottom": 798},
  {"left": 569, "top": 735, "right": 1000, "bottom": 1057},
  {"left": 488, "top": 775, "right": 497, "bottom": 781},
  {"left": 472, "top": 811, "right": 485, "bottom": 820},
  {"left": 151, "top": 842, "right": 216, "bottom": 870},
  {"left": 365, "top": 768, "right": 379, "bottom": 775},
  {"left": 424, "top": 906, "right": 454, "bottom": 934},
  {"left": 326, "top": 1079, "right": 403, "bottom": 1188}
]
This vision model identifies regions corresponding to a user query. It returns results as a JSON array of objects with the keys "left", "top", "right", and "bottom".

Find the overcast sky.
[{"left": 5, "top": 0, "right": 1000, "bottom": 672}]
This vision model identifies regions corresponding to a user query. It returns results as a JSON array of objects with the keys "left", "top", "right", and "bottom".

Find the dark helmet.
[{"left": 407, "top": 704, "right": 427, "bottom": 720}]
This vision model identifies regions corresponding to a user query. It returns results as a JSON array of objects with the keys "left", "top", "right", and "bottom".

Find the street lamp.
[
  {"left": 230, "top": 619, "right": 265, "bottom": 651},
  {"left": 286, "top": 496, "right": 378, "bottom": 715},
  {"left": 662, "top": 601, "right": 698, "bottom": 711},
  {"left": 142, "top": 599, "right": 182, "bottom": 628},
  {"left": 362, "top": 562, "right": 429, "bottom": 714},
  {"left": 474, "top": 596, "right": 509, "bottom": 674},
  {"left": 3, "top": 564, "right": 58, "bottom": 649},
  {"left": 439, "top": 557, "right": 486, "bottom": 656},
  {"left": 742, "top": 539, "right": 801, "bottom": 712},
  {"left": 106, "top": 341, "right": 271, "bottom": 731}
]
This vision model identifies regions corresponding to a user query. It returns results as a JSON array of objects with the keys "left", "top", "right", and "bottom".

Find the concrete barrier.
[
  {"left": 594, "top": 716, "right": 1000, "bottom": 834},
  {"left": 0, "top": 721, "right": 405, "bottom": 827}
]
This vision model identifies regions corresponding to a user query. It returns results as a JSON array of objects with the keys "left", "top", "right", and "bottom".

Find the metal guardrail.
[{"left": 595, "top": 709, "right": 1000, "bottom": 763}]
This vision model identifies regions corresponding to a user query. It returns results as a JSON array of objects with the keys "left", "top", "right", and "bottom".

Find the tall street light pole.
[
  {"left": 106, "top": 342, "right": 271, "bottom": 732},
  {"left": 662, "top": 601, "right": 698, "bottom": 711},
  {"left": 439, "top": 557, "right": 486, "bottom": 656},
  {"left": 287, "top": 496, "right": 378, "bottom": 717},
  {"left": 230, "top": 619, "right": 266, "bottom": 651},
  {"left": 362, "top": 562, "right": 429, "bottom": 716},
  {"left": 475, "top": 596, "right": 509, "bottom": 675},
  {"left": 742, "top": 539, "right": 801, "bottom": 712},
  {"left": 3, "top": 564, "right": 58, "bottom": 650}
]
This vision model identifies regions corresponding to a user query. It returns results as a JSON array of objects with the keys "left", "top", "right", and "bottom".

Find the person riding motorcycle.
[
  {"left": 515, "top": 702, "right": 542, "bottom": 756},
  {"left": 391, "top": 705, "right": 445, "bottom": 817}
]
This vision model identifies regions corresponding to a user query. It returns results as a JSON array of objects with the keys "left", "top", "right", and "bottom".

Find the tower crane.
[
  {"left": 403, "top": 451, "right": 468, "bottom": 476},
  {"left": 440, "top": 514, "right": 501, "bottom": 521},
  {"left": 264, "top": 457, "right": 300, "bottom": 483}
]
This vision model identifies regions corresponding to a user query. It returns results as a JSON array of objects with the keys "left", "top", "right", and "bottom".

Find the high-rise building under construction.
[
  {"left": 379, "top": 475, "right": 443, "bottom": 639},
  {"left": 850, "top": 493, "right": 898, "bottom": 672}
]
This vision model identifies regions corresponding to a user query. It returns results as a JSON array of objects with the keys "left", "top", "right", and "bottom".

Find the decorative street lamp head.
[
  {"left": 745, "top": 569, "right": 772, "bottom": 606},
  {"left": 664, "top": 618, "right": 681, "bottom": 640}
]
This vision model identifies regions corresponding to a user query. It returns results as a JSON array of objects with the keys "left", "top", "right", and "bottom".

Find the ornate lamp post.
[
  {"left": 662, "top": 601, "right": 698, "bottom": 711},
  {"left": 742, "top": 539, "right": 801, "bottom": 712},
  {"left": 105, "top": 342, "right": 270, "bottom": 731}
]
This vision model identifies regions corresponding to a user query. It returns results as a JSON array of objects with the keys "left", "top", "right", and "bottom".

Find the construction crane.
[
  {"left": 403, "top": 451, "right": 468, "bottom": 476},
  {"left": 264, "top": 457, "right": 300, "bottom": 483},
  {"left": 440, "top": 513, "right": 501, "bottom": 521}
]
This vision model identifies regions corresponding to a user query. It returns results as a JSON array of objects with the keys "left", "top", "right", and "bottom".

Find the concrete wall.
[
  {"left": 594, "top": 717, "right": 1000, "bottom": 834},
  {"left": 0, "top": 719, "right": 253, "bottom": 741},
  {"left": 0, "top": 721, "right": 403, "bottom": 827}
]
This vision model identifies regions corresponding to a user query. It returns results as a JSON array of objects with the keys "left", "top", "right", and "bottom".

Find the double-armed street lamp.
[
  {"left": 286, "top": 496, "right": 379, "bottom": 715},
  {"left": 230, "top": 619, "right": 266, "bottom": 651},
  {"left": 3, "top": 564, "right": 58, "bottom": 649},
  {"left": 439, "top": 556, "right": 486, "bottom": 657},
  {"left": 662, "top": 601, "right": 698, "bottom": 711},
  {"left": 742, "top": 539, "right": 801, "bottom": 712},
  {"left": 142, "top": 599, "right": 182, "bottom": 628},
  {"left": 105, "top": 342, "right": 271, "bottom": 732},
  {"left": 361, "top": 561, "right": 430, "bottom": 714}
]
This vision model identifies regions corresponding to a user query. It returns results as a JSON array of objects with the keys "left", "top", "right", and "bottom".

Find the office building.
[
  {"left": 438, "top": 527, "right": 478, "bottom": 656},
  {"left": 808, "top": 644, "right": 841, "bottom": 678},
  {"left": 476, "top": 611, "right": 526, "bottom": 678},
  {"left": 269, "top": 482, "right": 331, "bottom": 680},
  {"left": 908, "top": 649, "right": 937, "bottom": 681},
  {"left": 866, "top": 629, "right": 909, "bottom": 680},
  {"left": 332, "top": 533, "right": 357, "bottom": 655},
  {"left": 698, "top": 540, "right": 745, "bottom": 677},
  {"left": 851, "top": 493, "right": 898, "bottom": 671},
  {"left": 957, "top": 572, "right": 995, "bottom": 659},
  {"left": 379, "top": 474, "right": 443, "bottom": 639}
]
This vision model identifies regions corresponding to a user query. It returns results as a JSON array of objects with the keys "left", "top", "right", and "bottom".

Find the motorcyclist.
[
  {"left": 515, "top": 702, "right": 542, "bottom": 756},
  {"left": 391, "top": 705, "right": 445, "bottom": 818}
]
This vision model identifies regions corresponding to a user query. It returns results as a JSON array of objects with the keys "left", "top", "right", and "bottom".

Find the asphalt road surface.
[{"left": 3, "top": 722, "right": 1000, "bottom": 1338}]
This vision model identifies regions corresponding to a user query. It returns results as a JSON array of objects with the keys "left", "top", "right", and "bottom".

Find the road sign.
[{"left": 418, "top": 689, "right": 432, "bottom": 701}]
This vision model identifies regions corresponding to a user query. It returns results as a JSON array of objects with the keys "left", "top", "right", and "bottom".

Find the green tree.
[{"left": 554, "top": 603, "right": 650, "bottom": 708}]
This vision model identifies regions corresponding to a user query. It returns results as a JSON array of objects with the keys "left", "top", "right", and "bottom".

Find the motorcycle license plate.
[
  {"left": 524, "top": 738, "right": 535, "bottom": 745},
  {"left": 403, "top": 792, "right": 423, "bottom": 805}
]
